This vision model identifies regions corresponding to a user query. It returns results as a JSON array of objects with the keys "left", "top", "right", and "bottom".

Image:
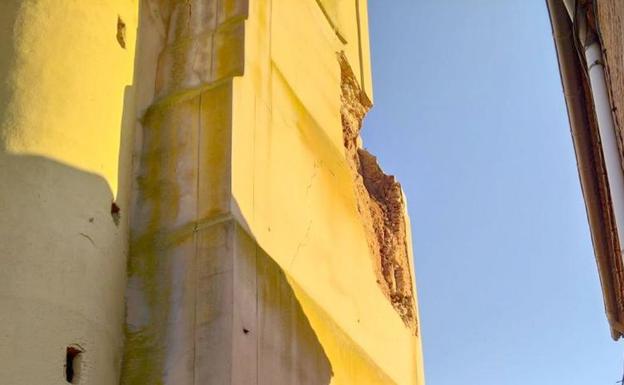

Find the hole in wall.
[
  {"left": 111, "top": 202, "right": 121, "bottom": 226},
  {"left": 116, "top": 16, "right": 126, "bottom": 49},
  {"left": 65, "top": 346, "right": 83, "bottom": 383}
]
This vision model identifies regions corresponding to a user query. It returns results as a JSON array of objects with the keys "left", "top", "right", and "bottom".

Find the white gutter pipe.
[
  {"left": 562, "top": 0, "right": 575, "bottom": 19},
  {"left": 584, "top": 41, "right": 624, "bottom": 254}
]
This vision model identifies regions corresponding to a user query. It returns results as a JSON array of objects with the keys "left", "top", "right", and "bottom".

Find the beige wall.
[{"left": 0, "top": 1, "right": 139, "bottom": 384}]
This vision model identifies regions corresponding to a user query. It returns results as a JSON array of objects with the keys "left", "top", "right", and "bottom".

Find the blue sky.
[{"left": 364, "top": 1, "right": 624, "bottom": 383}]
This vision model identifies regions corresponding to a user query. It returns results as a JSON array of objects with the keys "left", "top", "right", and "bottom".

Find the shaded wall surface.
[{"left": 1, "top": 1, "right": 424, "bottom": 384}]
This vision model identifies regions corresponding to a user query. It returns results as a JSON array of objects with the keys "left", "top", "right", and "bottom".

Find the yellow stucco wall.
[
  {"left": 1, "top": 0, "right": 424, "bottom": 384},
  {"left": 0, "top": 1, "right": 138, "bottom": 384},
  {"left": 316, "top": 0, "right": 373, "bottom": 100},
  {"left": 232, "top": 0, "right": 424, "bottom": 383}
]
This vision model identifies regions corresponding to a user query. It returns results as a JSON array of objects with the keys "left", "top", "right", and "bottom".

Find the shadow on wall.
[
  {"left": 253, "top": 221, "right": 334, "bottom": 384},
  {"left": 0, "top": 126, "right": 335, "bottom": 383},
  {"left": 121, "top": 194, "right": 334, "bottom": 383},
  {"left": 0, "top": 152, "right": 118, "bottom": 261},
  {"left": 232, "top": 198, "right": 334, "bottom": 384},
  {"left": 0, "top": 153, "right": 125, "bottom": 384}
]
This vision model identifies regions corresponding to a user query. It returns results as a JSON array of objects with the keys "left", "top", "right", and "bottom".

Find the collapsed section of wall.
[{"left": 338, "top": 52, "right": 418, "bottom": 332}]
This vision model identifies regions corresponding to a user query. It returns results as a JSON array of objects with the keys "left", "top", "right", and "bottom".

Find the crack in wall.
[
  {"left": 78, "top": 232, "right": 96, "bottom": 247},
  {"left": 338, "top": 52, "right": 418, "bottom": 333},
  {"left": 289, "top": 220, "right": 313, "bottom": 269}
]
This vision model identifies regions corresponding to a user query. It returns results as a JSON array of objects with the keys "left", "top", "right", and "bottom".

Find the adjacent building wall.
[{"left": 547, "top": 0, "right": 624, "bottom": 338}]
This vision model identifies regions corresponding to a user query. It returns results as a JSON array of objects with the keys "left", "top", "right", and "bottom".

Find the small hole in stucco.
[
  {"left": 243, "top": 328, "right": 250, "bottom": 334},
  {"left": 116, "top": 16, "right": 126, "bottom": 49},
  {"left": 65, "top": 346, "right": 82, "bottom": 383},
  {"left": 111, "top": 202, "right": 121, "bottom": 226}
]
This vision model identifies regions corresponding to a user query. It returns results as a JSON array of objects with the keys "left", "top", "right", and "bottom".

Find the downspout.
[
  {"left": 580, "top": 14, "right": 624, "bottom": 260},
  {"left": 562, "top": 0, "right": 576, "bottom": 18}
]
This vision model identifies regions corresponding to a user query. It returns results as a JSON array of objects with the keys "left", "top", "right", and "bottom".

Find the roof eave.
[{"left": 546, "top": 0, "right": 624, "bottom": 340}]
